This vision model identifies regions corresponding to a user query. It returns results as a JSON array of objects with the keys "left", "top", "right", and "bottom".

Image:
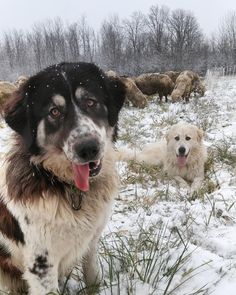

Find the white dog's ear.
[{"left": 197, "top": 128, "right": 204, "bottom": 142}]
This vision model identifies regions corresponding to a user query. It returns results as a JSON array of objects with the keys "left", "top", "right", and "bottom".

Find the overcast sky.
[{"left": 0, "top": 0, "right": 236, "bottom": 36}]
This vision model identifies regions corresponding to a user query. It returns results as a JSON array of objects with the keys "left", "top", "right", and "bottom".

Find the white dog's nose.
[{"left": 178, "top": 146, "right": 186, "bottom": 155}]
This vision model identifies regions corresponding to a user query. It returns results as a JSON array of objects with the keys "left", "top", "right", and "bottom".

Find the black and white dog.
[{"left": 0, "top": 62, "right": 125, "bottom": 294}]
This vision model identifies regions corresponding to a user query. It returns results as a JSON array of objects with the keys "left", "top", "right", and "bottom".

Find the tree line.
[{"left": 0, "top": 5, "right": 236, "bottom": 80}]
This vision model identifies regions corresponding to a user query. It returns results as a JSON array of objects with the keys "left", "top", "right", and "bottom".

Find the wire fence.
[{"left": 207, "top": 65, "right": 236, "bottom": 77}]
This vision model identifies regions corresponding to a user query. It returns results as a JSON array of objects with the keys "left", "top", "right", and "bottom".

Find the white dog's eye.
[
  {"left": 175, "top": 136, "right": 180, "bottom": 141},
  {"left": 186, "top": 136, "right": 191, "bottom": 141}
]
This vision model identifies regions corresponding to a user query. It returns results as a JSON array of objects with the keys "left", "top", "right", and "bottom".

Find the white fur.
[
  {"left": 52, "top": 94, "right": 66, "bottom": 107},
  {"left": 36, "top": 119, "right": 46, "bottom": 147},
  {"left": 118, "top": 122, "right": 207, "bottom": 195},
  {"left": 75, "top": 87, "right": 87, "bottom": 100},
  {"left": 63, "top": 104, "right": 107, "bottom": 164},
  {"left": 0, "top": 141, "right": 117, "bottom": 295}
]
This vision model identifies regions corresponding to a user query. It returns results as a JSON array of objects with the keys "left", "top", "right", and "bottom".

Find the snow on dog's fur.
[
  {"left": 0, "top": 62, "right": 125, "bottom": 294},
  {"left": 118, "top": 122, "right": 207, "bottom": 195}
]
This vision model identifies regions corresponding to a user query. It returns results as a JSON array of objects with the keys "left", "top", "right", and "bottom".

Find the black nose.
[
  {"left": 178, "top": 146, "right": 186, "bottom": 155},
  {"left": 74, "top": 139, "right": 100, "bottom": 162}
]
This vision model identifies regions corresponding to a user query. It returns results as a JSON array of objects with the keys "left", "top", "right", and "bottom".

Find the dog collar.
[{"left": 69, "top": 185, "right": 85, "bottom": 210}]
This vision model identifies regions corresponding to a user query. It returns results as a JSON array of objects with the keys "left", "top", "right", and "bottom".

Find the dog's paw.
[
  {"left": 181, "top": 183, "right": 191, "bottom": 193},
  {"left": 189, "top": 190, "right": 198, "bottom": 201}
]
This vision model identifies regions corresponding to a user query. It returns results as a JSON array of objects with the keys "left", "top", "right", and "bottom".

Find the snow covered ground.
[
  {"left": 103, "top": 75, "right": 236, "bottom": 295},
  {"left": 0, "top": 75, "right": 236, "bottom": 294}
]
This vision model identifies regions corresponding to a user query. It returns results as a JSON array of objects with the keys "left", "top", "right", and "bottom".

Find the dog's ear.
[
  {"left": 3, "top": 87, "right": 37, "bottom": 153},
  {"left": 197, "top": 127, "right": 204, "bottom": 142},
  {"left": 166, "top": 131, "right": 170, "bottom": 143},
  {"left": 105, "top": 76, "right": 126, "bottom": 127},
  {"left": 4, "top": 89, "right": 27, "bottom": 134}
]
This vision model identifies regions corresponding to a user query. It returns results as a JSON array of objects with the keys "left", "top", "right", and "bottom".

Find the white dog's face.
[{"left": 166, "top": 123, "right": 204, "bottom": 167}]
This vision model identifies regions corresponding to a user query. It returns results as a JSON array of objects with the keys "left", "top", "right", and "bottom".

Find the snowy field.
[
  {"left": 0, "top": 75, "right": 236, "bottom": 294},
  {"left": 107, "top": 75, "right": 236, "bottom": 295},
  {"left": 104, "top": 75, "right": 236, "bottom": 295}
]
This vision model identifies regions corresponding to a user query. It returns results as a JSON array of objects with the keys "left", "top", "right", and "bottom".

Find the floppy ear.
[
  {"left": 3, "top": 87, "right": 37, "bottom": 153},
  {"left": 4, "top": 89, "right": 28, "bottom": 134},
  {"left": 165, "top": 132, "right": 170, "bottom": 143},
  {"left": 197, "top": 127, "right": 204, "bottom": 142},
  {"left": 105, "top": 76, "right": 126, "bottom": 127}
]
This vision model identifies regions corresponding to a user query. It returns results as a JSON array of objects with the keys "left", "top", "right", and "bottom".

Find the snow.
[
  {"left": 107, "top": 75, "right": 236, "bottom": 294},
  {"left": 0, "top": 75, "right": 236, "bottom": 294}
]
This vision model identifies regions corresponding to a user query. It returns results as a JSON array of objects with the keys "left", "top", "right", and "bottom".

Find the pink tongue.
[
  {"left": 72, "top": 163, "right": 90, "bottom": 191},
  {"left": 177, "top": 156, "right": 187, "bottom": 167}
]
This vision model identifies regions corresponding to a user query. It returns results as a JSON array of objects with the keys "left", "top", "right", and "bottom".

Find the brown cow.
[
  {"left": 0, "top": 81, "right": 17, "bottom": 108},
  {"left": 171, "top": 70, "right": 201, "bottom": 102},
  {"left": 121, "top": 77, "right": 148, "bottom": 108},
  {"left": 182, "top": 70, "right": 200, "bottom": 84},
  {"left": 106, "top": 70, "right": 148, "bottom": 108},
  {"left": 106, "top": 70, "right": 118, "bottom": 78},
  {"left": 164, "top": 71, "right": 181, "bottom": 83},
  {"left": 15, "top": 75, "right": 28, "bottom": 88},
  {"left": 135, "top": 73, "right": 174, "bottom": 102},
  {"left": 192, "top": 80, "right": 206, "bottom": 97}
]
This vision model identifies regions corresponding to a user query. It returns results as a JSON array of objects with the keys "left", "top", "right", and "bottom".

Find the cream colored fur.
[
  {"left": 118, "top": 122, "right": 207, "bottom": 196},
  {"left": 171, "top": 76, "right": 192, "bottom": 102}
]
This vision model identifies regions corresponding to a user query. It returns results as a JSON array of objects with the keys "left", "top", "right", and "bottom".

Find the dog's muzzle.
[
  {"left": 176, "top": 146, "right": 189, "bottom": 167},
  {"left": 72, "top": 138, "right": 103, "bottom": 191},
  {"left": 178, "top": 146, "right": 186, "bottom": 156},
  {"left": 74, "top": 139, "right": 100, "bottom": 163}
]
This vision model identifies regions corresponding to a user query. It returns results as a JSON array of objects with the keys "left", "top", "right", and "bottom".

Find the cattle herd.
[
  {"left": 107, "top": 69, "right": 206, "bottom": 108},
  {"left": 0, "top": 70, "right": 205, "bottom": 109}
]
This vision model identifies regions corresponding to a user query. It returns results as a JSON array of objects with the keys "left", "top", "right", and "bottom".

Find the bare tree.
[
  {"left": 79, "top": 16, "right": 96, "bottom": 62},
  {"left": 0, "top": 6, "right": 227, "bottom": 80},
  {"left": 66, "top": 23, "right": 80, "bottom": 61},
  {"left": 168, "top": 9, "right": 202, "bottom": 69},
  {"left": 3, "top": 33, "right": 15, "bottom": 70},
  {"left": 27, "top": 25, "right": 45, "bottom": 70},
  {"left": 123, "top": 11, "right": 147, "bottom": 73},
  {"left": 146, "top": 5, "right": 169, "bottom": 54},
  {"left": 100, "top": 15, "right": 124, "bottom": 71},
  {"left": 216, "top": 12, "right": 236, "bottom": 65}
]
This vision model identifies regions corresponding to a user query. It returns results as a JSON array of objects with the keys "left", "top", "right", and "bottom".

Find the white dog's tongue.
[
  {"left": 177, "top": 156, "right": 187, "bottom": 167},
  {"left": 72, "top": 163, "right": 90, "bottom": 191}
]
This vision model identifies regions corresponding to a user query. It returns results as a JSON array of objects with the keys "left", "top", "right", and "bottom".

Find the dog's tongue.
[
  {"left": 177, "top": 156, "right": 187, "bottom": 167},
  {"left": 72, "top": 163, "right": 90, "bottom": 191}
]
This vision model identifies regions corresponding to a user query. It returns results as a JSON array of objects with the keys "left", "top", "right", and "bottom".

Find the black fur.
[
  {"left": 29, "top": 251, "right": 51, "bottom": 279},
  {"left": 0, "top": 243, "right": 11, "bottom": 258},
  {"left": 0, "top": 199, "right": 25, "bottom": 245},
  {"left": 4, "top": 62, "right": 126, "bottom": 155}
]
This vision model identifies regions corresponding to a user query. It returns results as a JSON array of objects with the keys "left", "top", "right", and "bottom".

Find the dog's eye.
[
  {"left": 86, "top": 99, "right": 97, "bottom": 108},
  {"left": 175, "top": 136, "right": 180, "bottom": 141},
  {"left": 49, "top": 107, "right": 61, "bottom": 118},
  {"left": 186, "top": 136, "right": 191, "bottom": 141}
]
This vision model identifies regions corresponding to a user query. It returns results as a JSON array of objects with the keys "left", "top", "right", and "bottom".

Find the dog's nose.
[
  {"left": 74, "top": 139, "right": 100, "bottom": 162},
  {"left": 178, "top": 146, "right": 186, "bottom": 155}
]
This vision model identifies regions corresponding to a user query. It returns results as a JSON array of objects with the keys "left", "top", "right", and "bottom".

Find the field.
[
  {"left": 97, "top": 75, "right": 236, "bottom": 295},
  {"left": 0, "top": 74, "right": 236, "bottom": 294}
]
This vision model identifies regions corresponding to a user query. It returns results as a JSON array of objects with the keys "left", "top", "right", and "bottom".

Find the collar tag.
[{"left": 70, "top": 187, "right": 84, "bottom": 210}]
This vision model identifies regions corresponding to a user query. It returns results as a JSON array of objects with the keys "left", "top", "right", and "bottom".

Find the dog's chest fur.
[
  {"left": 16, "top": 193, "right": 113, "bottom": 276},
  {"left": 165, "top": 145, "right": 206, "bottom": 182},
  {"left": 0, "top": 143, "right": 117, "bottom": 279}
]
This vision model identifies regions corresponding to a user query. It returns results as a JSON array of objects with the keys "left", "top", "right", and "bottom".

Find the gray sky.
[{"left": 0, "top": 0, "right": 236, "bottom": 36}]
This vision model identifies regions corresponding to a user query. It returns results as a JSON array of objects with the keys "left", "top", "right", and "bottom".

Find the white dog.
[{"left": 118, "top": 122, "right": 207, "bottom": 195}]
